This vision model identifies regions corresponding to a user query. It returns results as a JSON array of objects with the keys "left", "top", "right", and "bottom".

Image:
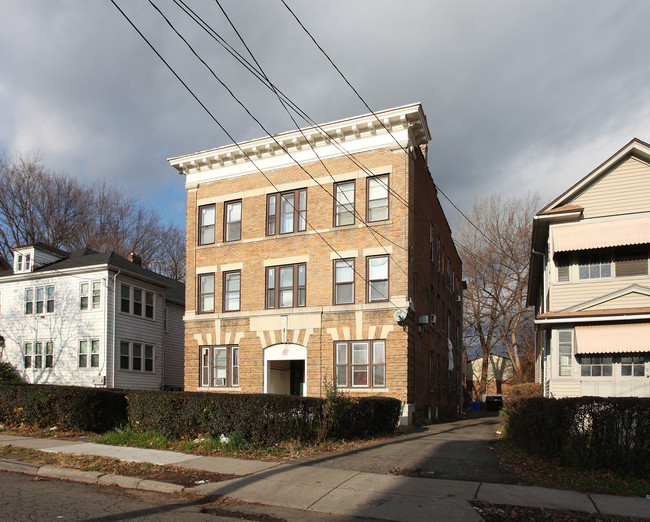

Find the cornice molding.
[{"left": 168, "top": 103, "right": 429, "bottom": 185}]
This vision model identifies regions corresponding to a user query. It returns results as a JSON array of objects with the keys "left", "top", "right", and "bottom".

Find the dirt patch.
[
  {"left": 471, "top": 501, "right": 644, "bottom": 522},
  {"left": 0, "top": 445, "right": 237, "bottom": 487}
]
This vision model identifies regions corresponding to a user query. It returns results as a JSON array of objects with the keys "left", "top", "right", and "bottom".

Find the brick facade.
[{"left": 171, "top": 104, "right": 463, "bottom": 424}]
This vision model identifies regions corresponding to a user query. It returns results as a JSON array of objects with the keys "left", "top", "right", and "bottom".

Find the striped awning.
[
  {"left": 574, "top": 324, "right": 650, "bottom": 354},
  {"left": 552, "top": 217, "right": 650, "bottom": 252}
]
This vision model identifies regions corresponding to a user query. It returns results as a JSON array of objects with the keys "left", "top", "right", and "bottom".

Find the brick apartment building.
[{"left": 168, "top": 103, "right": 463, "bottom": 424}]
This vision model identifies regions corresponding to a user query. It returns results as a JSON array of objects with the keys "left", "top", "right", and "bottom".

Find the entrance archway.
[{"left": 264, "top": 343, "right": 307, "bottom": 396}]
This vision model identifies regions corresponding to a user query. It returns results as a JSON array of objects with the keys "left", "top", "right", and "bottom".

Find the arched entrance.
[{"left": 264, "top": 343, "right": 307, "bottom": 396}]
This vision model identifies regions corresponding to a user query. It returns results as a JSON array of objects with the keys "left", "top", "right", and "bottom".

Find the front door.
[{"left": 290, "top": 360, "right": 305, "bottom": 396}]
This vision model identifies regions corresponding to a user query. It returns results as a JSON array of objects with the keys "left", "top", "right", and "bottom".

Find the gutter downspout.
[
  {"left": 531, "top": 250, "right": 546, "bottom": 396},
  {"left": 111, "top": 270, "right": 121, "bottom": 389}
]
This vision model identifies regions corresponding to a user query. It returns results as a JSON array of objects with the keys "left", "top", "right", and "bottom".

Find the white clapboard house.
[
  {"left": 0, "top": 243, "right": 184, "bottom": 390},
  {"left": 528, "top": 139, "right": 650, "bottom": 398}
]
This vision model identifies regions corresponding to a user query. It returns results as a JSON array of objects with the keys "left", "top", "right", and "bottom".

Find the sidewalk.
[{"left": 0, "top": 433, "right": 648, "bottom": 521}]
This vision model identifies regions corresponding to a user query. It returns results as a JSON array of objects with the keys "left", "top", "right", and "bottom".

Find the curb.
[{"left": 0, "top": 459, "right": 187, "bottom": 495}]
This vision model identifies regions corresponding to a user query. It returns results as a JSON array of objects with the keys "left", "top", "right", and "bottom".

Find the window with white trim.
[
  {"left": 580, "top": 356, "right": 612, "bottom": 377},
  {"left": 15, "top": 253, "right": 31, "bottom": 273},
  {"left": 198, "top": 274, "right": 215, "bottom": 313},
  {"left": 78, "top": 339, "right": 100, "bottom": 368},
  {"left": 578, "top": 251, "right": 611, "bottom": 280},
  {"left": 120, "top": 284, "right": 154, "bottom": 318},
  {"left": 223, "top": 270, "right": 241, "bottom": 312},
  {"left": 24, "top": 341, "right": 53, "bottom": 369},
  {"left": 621, "top": 355, "right": 648, "bottom": 377},
  {"left": 224, "top": 200, "right": 242, "bottom": 242},
  {"left": 266, "top": 263, "right": 306, "bottom": 309},
  {"left": 200, "top": 345, "right": 239, "bottom": 387},
  {"left": 334, "top": 181, "right": 355, "bottom": 226},
  {"left": 25, "top": 285, "right": 54, "bottom": 315},
  {"left": 334, "top": 259, "right": 354, "bottom": 304},
  {"left": 80, "top": 281, "right": 101, "bottom": 310},
  {"left": 120, "top": 341, "right": 154, "bottom": 372},
  {"left": 367, "top": 175, "right": 389, "bottom": 222},
  {"left": 558, "top": 330, "right": 573, "bottom": 376},
  {"left": 367, "top": 256, "right": 389, "bottom": 302},
  {"left": 199, "top": 204, "right": 216, "bottom": 245},
  {"left": 335, "top": 340, "right": 385, "bottom": 388}
]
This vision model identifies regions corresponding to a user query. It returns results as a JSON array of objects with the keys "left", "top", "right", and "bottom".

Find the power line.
[
  {"left": 111, "top": 0, "right": 402, "bottom": 308},
  {"left": 280, "top": 0, "right": 515, "bottom": 263}
]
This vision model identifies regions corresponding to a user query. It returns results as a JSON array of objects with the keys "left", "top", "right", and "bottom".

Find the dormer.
[
  {"left": 12, "top": 243, "right": 68, "bottom": 274},
  {"left": 13, "top": 248, "right": 33, "bottom": 273}
]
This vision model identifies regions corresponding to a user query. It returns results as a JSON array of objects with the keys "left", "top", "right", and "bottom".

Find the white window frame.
[
  {"left": 120, "top": 284, "right": 154, "bottom": 319},
  {"left": 334, "top": 181, "right": 355, "bottom": 227},
  {"left": 119, "top": 341, "right": 154, "bottom": 372},
  {"left": 558, "top": 330, "right": 573, "bottom": 377},
  {"left": 78, "top": 339, "right": 100, "bottom": 369},
  {"left": 200, "top": 345, "right": 239, "bottom": 387}
]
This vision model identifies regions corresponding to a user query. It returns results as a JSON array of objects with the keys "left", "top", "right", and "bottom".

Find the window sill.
[
  {"left": 337, "top": 387, "right": 388, "bottom": 393},
  {"left": 200, "top": 386, "right": 240, "bottom": 391}
]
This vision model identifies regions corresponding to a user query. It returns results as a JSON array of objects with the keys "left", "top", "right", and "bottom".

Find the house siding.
[{"left": 572, "top": 157, "right": 650, "bottom": 219}]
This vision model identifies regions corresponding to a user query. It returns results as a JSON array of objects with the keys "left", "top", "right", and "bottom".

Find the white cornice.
[{"left": 168, "top": 103, "right": 429, "bottom": 185}]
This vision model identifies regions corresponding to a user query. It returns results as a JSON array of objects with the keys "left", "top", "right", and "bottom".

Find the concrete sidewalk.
[{"left": 0, "top": 433, "right": 648, "bottom": 521}]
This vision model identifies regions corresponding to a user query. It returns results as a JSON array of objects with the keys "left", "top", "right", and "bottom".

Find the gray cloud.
[{"left": 1, "top": 0, "right": 649, "bottom": 227}]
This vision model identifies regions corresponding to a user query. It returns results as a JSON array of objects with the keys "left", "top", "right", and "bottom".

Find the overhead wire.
[
  {"left": 280, "top": 0, "right": 517, "bottom": 264},
  {"left": 110, "top": 0, "right": 403, "bottom": 308}
]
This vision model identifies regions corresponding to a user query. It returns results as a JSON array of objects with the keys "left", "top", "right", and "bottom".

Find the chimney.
[{"left": 129, "top": 253, "right": 142, "bottom": 266}]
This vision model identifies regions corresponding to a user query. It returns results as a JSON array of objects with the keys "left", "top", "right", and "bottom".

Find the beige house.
[
  {"left": 168, "top": 104, "right": 464, "bottom": 424},
  {"left": 528, "top": 139, "right": 650, "bottom": 398},
  {"left": 466, "top": 354, "right": 514, "bottom": 400}
]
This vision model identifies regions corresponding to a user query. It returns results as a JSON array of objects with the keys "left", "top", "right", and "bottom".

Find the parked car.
[{"left": 485, "top": 395, "right": 503, "bottom": 411}]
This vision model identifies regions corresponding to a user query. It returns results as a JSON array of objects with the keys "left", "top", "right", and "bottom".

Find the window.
[
  {"left": 24, "top": 343, "right": 32, "bottom": 368},
  {"left": 81, "top": 281, "right": 101, "bottom": 310},
  {"left": 615, "top": 245, "right": 648, "bottom": 278},
  {"left": 145, "top": 291, "right": 154, "bottom": 319},
  {"left": 121, "top": 284, "right": 131, "bottom": 313},
  {"left": 121, "top": 284, "right": 154, "bottom": 318},
  {"left": 224, "top": 200, "right": 242, "bottom": 242},
  {"left": 45, "top": 341, "right": 53, "bottom": 368},
  {"left": 80, "top": 282, "right": 89, "bottom": 310},
  {"left": 335, "top": 340, "right": 385, "bottom": 388},
  {"left": 266, "top": 263, "right": 306, "bottom": 309},
  {"left": 334, "top": 259, "right": 354, "bottom": 304},
  {"left": 334, "top": 181, "right": 355, "bottom": 226},
  {"left": 199, "top": 274, "right": 215, "bottom": 313},
  {"left": 367, "top": 175, "right": 388, "bottom": 222},
  {"left": 558, "top": 330, "right": 573, "bottom": 376},
  {"left": 120, "top": 341, "right": 154, "bottom": 372},
  {"left": 578, "top": 251, "right": 611, "bottom": 280},
  {"left": 199, "top": 204, "right": 216, "bottom": 245},
  {"left": 367, "top": 255, "right": 389, "bottom": 302},
  {"left": 92, "top": 281, "right": 101, "bottom": 310},
  {"left": 133, "top": 289, "right": 142, "bottom": 316},
  {"left": 267, "top": 189, "right": 307, "bottom": 235},
  {"left": 15, "top": 253, "right": 31, "bottom": 272},
  {"left": 79, "top": 339, "right": 100, "bottom": 368},
  {"left": 25, "top": 288, "right": 33, "bottom": 314},
  {"left": 25, "top": 286, "right": 54, "bottom": 315},
  {"left": 223, "top": 270, "right": 241, "bottom": 312},
  {"left": 621, "top": 356, "right": 647, "bottom": 377},
  {"left": 580, "top": 356, "right": 613, "bottom": 377},
  {"left": 200, "top": 345, "right": 239, "bottom": 387},
  {"left": 27, "top": 341, "right": 53, "bottom": 369}
]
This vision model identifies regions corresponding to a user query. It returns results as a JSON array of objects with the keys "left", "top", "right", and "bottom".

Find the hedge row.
[
  {"left": 0, "top": 384, "right": 401, "bottom": 443},
  {"left": 503, "top": 397, "right": 650, "bottom": 475},
  {"left": 127, "top": 390, "right": 402, "bottom": 444},
  {"left": 0, "top": 383, "right": 128, "bottom": 432}
]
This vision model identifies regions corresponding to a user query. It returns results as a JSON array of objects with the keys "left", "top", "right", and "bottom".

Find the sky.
[{"left": 1, "top": 1, "right": 650, "bottom": 232}]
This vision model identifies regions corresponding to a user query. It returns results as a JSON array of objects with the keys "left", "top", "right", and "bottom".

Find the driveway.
[{"left": 298, "top": 411, "right": 511, "bottom": 484}]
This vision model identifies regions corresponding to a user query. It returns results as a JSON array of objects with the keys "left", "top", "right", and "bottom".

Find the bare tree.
[
  {"left": 457, "top": 193, "right": 539, "bottom": 396},
  {"left": 0, "top": 153, "right": 185, "bottom": 281}
]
